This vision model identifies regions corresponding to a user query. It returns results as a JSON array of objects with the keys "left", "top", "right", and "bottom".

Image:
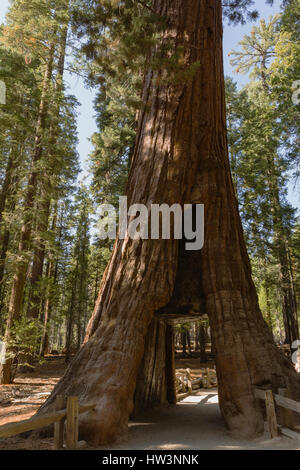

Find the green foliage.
[
  {"left": 226, "top": 5, "right": 299, "bottom": 342},
  {"left": 5, "top": 317, "right": 44, "bottom": 366},
  {"left": 229, "top": 15, "right": 280, "bottom": 78}
]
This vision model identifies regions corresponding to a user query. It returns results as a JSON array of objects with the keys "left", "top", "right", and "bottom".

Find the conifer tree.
[
  {"left": 0, "top": 0, "right": 79, "bottom": 383},
  {"left": 229, "top": 13, "right": 299, "bottom": 344}
]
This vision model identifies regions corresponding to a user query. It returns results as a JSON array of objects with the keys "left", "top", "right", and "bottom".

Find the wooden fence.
[
  {"left": 0, "top": 395, "right": 96, "bottom": 450},
  {"left": 176, "top": 367, "right": 217, "bottom": 401},
  {"left": 1, "top": 387, "right": 299, "bottom": 447},
  {"left": 254, "top": 388, "right": 300, "bottom": 441}
]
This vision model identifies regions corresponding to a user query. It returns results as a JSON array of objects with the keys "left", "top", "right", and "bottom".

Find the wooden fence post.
[
  {"left": 186, "top": 368, "right": 192, "bottom": 394},
  {"left": 265, "top": 390, "right": 278, "bottom": 438},
  {"left": 278, "top": 388, "right": 294, "bottom": 430},
  {"left": 54, "top": 395, "right": 66, "bottom": 450},
  {"left": 66, "top": 396, "right": 79, "bottom": 450},
  {"left": 204, "top": 368, "right": 212, "bottom": 389},
  {"left": 207, "top": 368, "right": 212, "bottom": 389}
]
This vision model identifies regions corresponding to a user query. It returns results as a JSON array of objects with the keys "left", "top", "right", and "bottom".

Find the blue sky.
[{"left": 0, "top": 0, "right": 298, "bottom": 209}]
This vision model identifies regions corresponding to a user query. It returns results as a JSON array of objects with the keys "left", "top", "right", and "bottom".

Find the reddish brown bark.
[
  {"left": 39, "top": 212, "right": 58, "bottom": 357},
  {"left": 133, "top": 318, "right": 168, "bottom": 417},
  {"left": 38, "top": 0, "right": 300, "bottom": 444}
]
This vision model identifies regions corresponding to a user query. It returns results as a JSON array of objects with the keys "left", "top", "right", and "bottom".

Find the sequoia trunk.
[
  {"left": 132, "top": 317, "right": 168, "bottom": 417},
  {"left": 38, "top": 0, "right": 300, "bottom": 444}
]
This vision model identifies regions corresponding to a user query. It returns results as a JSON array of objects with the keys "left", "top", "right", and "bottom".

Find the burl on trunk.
[{"left": 38, "top": 0, "right": 300, "bottom": 444}]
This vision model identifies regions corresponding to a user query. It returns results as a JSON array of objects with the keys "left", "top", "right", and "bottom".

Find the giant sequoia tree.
[{"left": 39, "top": 0, "right": 300, "bottom": 444}]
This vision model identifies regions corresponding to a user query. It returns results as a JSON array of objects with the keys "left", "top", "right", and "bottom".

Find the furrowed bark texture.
[
  {"left": 132, "top": 317, "right": 168, "bottom": 417},
  {"left": 38, "top": 0, "right": 300, "bottom": 444}
]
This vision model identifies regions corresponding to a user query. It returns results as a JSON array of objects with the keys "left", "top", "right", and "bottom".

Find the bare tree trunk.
[
  {"left": 40, "top": 203, "right": 62, "bottom": 356},
  {"left": 194, "top": 322, "right": 200, "bottom": 351},
  {"left": 38, "top": 0, "right": 300, "bottom": 444},
  {"left": 181, "top": 331, "right": 187, "bottom": 357},
  {"left": 65, "top": 278, "right": 77, "bottom": 364},
  {"left": 186, "top": 329, "right": 192, "bottom": 355},
  {"left": 199, "top": 324, "right": 207, "bottom": 363}
]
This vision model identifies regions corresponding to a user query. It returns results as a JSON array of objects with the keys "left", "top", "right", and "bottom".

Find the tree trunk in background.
[
  {"left": 23, "top": 28, "right": 68, "bottom": 371},
  {"left": 40, "top": 203, "right": 62, "bottom": 356},
  {"left": 266, "top": 154, "right": 299, "bottom": 345},
  {"left": 0, "top": 141, "right": 24, "bottom": 301},
  {"left": 39, "top": 261, "right": 54, "bottom": 357},
  {"left": 65, "top": 274, "right": 77, "bottom": 364},
  {"left": 0, "top": 44, "right": 55, "bottom": 384},
  {"left": 195, "top": 323, "right": 200, "bottom": 351},
  {"left": 279, "top": 245, "right": 299, "bottom": 345},
  {"left": 0, "top": 146, "right": 16, "bottom": 224},
  {"left": 187, "top": 330, "right": 192, "bottom": 355},
  {"left": 199, "top": 324, "right": 208, "bottom": 363},
  {"left": 264, "top": 284, "right": 274, "bottom": 340},
  {"left": 37, "top": 0, "right": 300, "bottom": 444},
  {"left": 0, "top": 229, "right": 11, "bottom": 317},
  {"left": 181, "top": 331, "right": 187, "bottom": 357},
  {"left": 24, "top": 197, "right": 51, "bottom": 320}
]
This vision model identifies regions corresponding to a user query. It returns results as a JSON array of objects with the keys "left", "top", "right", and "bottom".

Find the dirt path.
[
  {"left": 0, "top": 357, "right": 66, "bottom": 427},
  {"left": 0, "top": 358, "right": 299, "bottom": 450},
  {"left": 98, "top": 390, "right": 300, "bottom": 451}
]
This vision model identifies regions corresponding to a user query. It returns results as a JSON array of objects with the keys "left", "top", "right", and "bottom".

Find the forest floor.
[
  {"left": 0, "top": 356, "right": 65, "bottom": 449},
  {"left": 0, "top": 356, "right": 299, "bottom": 450}
]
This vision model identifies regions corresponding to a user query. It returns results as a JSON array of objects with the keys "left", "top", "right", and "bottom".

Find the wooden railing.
[
  {"left": 176, "top": 367, "right": 217, "bottom": 401},
  {"left": 0, "top": 395, "right": 96, "bottom": 450},
  {"left": 254, "top": 387, "right": 300, "bottom": 441},
  {"left": 1, "top": 387, "right": 298, "bottom": 447}
]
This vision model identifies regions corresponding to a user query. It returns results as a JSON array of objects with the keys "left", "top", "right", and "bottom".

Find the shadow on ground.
[{"left": 97, "top": 390, "right": 300, "bottom": 451}]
